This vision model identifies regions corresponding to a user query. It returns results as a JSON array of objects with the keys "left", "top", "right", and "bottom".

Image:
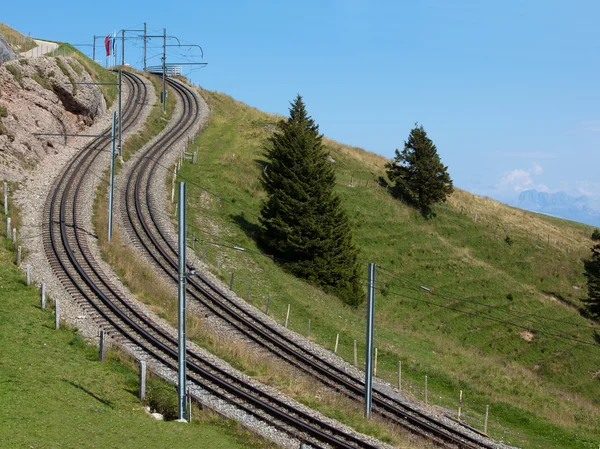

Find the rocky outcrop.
[
  {"left": 0, "top": 56, "right": 106, "bottom": 182},
  {"left": 0, "top": 34, "right": 17, "bottom": 63}
]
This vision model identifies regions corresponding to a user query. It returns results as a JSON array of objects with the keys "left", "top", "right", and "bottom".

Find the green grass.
[
  {"left": 0, "top": 192, "right": 273, "bottom": 449},
  {"left": 176, "top": 90, "right": 600, "bottom": 449}
]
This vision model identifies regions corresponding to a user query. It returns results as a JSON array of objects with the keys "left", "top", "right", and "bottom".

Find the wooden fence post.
[
  {"left": 99, "top": 329, "right": 106, "bottom": 361},
  {"left": 398, "top": 360, "right": 402, "bottom": 391},
  {"left": 285, "top": 304, "right": 290, "bottom": 328},
  {"left": 54, "top": 298, "right": 60, "bottom": 330}
]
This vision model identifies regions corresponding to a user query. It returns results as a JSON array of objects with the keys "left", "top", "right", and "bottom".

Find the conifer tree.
[
  {"left": 386, "top": 124, "right": 453, "bottom": 215},
  {"left": 259, "top": 95, "right": 362, "bottom": 306},
  {"left": 584, "top": 242, "right": 600, "bottom": 318}
]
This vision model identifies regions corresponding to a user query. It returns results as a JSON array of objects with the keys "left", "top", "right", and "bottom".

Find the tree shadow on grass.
[
  {"left": 62, "top": 379, "right": 115, "bottom": 409},
  {"left": 231, "top": 214, "right": 264, "bottom": 250},
  {"left": 384, "top": 182, "right": 436, "bottom": 219}
]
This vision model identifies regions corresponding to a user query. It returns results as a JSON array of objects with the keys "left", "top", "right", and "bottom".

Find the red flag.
[{"left": 104, "top": 34, "right": 111, "bottom": 57}]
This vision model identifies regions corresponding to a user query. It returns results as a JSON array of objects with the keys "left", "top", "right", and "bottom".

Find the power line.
[
  {"left": 377, "top": 265, "right": 593, "bottom": 330},
  {"left": 377, "top": 285, "right": 600, "bottom": 351}
]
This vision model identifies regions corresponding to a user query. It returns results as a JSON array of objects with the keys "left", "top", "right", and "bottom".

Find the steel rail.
[
  {"left": 44, "top": 72, "right": 379, "bottom": 449},
  {"left": 124, "top": 79, "right": 500, "bottom": 448}
]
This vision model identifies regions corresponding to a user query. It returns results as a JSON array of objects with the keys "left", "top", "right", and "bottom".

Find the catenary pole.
[
  {"left": 118, "top": 70, "right": 122, "bottom": 156},
  {"left": 121, "top": 29, "right": 125, "bottom": 66},
  {"left": 143, "top": 22, "right": 147, "bottom": 71},
  {"left": 364, "top": 263, "right": 376, "bottom": 419},
  {"left": 108, "top": 111, "right": 116, "bottom": 241},
  {"left": 162, "top": 28, "right": 167, "bottom": 113},
  {"left": 92, "top": 35, "right": 96, "bottom": 61},
  {"left": 178, "top": 182, "right": 187, "bottom": 421}
]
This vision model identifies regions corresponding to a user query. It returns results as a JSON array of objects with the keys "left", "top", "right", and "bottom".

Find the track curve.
[
  {"left": 43, "top": 71, "right": 383, "bottom": 449},
  {"left": 121, "top": 76, "right": 501, "bottom": 449}
]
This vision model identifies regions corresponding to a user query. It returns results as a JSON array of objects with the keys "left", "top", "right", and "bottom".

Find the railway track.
[
  {"left": 120, "top": 76, "right": 503, "bottom": 449},
  {"left": 43, "top": 71, "right": 383, "bottom": 449}
]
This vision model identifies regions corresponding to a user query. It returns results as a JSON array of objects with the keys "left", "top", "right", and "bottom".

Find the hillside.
[
  {"left": 177, "top": 90, "right": 600, "bottom": 449},
  {"left": 0, "top": 206, "right": 271, "bottom": 448},
  {"left": 0, "top": 40, "right": 115, "bottom": 182},
  {"left": 0, "top": 22, "right": 36, "bottom": 60}
]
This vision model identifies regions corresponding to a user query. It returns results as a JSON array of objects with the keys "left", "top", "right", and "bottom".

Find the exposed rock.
[
  {"left": 0, "top": 56, "right": 106, "bottom": 182},
  {"left": 0, "top": 34, "right": 17, "bottom": 63},
  {"left": 519, "top": 330, "right": 535, "bottom": 341},
  {"left": 326, "top": 155, "right": 335, "bottom": 163}
]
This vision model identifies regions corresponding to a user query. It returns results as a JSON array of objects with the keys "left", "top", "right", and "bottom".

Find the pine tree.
[
  {"left": 259, "top": 95, "right": 362, "bottom": 306},
  {"left": 583, "top": 242, "right": 600, "bottom": 318},
  {"left": 386, "top": 124, "right": 453, "bottom": 215},
  {"left": 592, "top": 228, "right": 600, "bottom": 241}
]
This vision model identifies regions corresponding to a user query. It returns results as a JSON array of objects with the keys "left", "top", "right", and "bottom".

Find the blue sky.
[{"left": 3, "top": 0, "right": 599, "bottom": 208}]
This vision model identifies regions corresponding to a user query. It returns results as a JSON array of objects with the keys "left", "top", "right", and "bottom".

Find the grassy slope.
[
  {"left": 0, "top": 22, "right": 36, "bottom": 53},
  {"left": 177, "top": 90, "right": 600, "bottom": 449},
  {"left": 0, "top": 224, "right": 266, "bottom": 448}
]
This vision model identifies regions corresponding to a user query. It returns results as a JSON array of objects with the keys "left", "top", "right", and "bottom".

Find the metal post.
[
  {"left": 162, "top": 28, "right": 166, "bottom": 113},
  {"left": 118, "top": 70, "right": 122, "bottom": 157},
  {"left": 41, "top": 283, "right": 46, "bottom": 309},
  {"left": 143, "top": 23, "right": 147, "bottom": 71},
  {"left": 307, "top": 318, "right": 311, "bottom": 337},
  {"left": 6, "top": 217, "right": 11, "bottom": 238},
  {"left": 353, "top": 339, "right": 357, "bottom": 367},
  {"left": 247, "top": 280, "right": 251, "bottom": 301},
  {"left": 265, "top": 294, "right": 270, "bottom": 315},
  {"left": 26, "top": 263, "right": 31, "bottom": 285},
  {"left": 334, "top": 334, "right": 339, "bottom": 354},
  {"left": 17, "top": 246, "right": 21, "bottom": 265},
  {"left": 108, "top": 111, "right": 116, "bottom": 241},
  {"left": 177, "top": 181, "right": 187, "bottom": 421},
  {"left": 229, "top": 272, "right": 234, "bottom": 290},
  {"left": 364, "top": 263, "right": 375, "bottom": 419},
  {"left": 139, "top": 360, "right": 147, "bottom": 401},
  {"left": 121, "top": 29, "right": 125, "bottom": 66},
  {"left": 425, "top": 375, "right": 428, "bottom": 404}
]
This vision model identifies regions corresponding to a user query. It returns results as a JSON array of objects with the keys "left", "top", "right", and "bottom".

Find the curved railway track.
[
  {"left": 121, "top": 75, "right": 501, "bottom": 449},
  {"left": 43, "top": 71, "right": 381, "bottom": 449}
]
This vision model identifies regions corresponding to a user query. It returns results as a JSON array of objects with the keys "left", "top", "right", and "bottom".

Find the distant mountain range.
[{"left": 514, "top": 189, "right": 600, "bottom": 228}]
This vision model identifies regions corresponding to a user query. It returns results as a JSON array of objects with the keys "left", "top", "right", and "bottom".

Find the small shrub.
[
  {"left": 506, "top": 293, "right": 514, "bottom": 301},
  {"left": 505, "top": 235, "right": 513, "bottom": 246},
  {"left": 5, "top": 64, "right": 23, "bottom": 85},
  {"left": 146, "top": 377, "right": 178, "bottom": 420},
  {"left": 68, "top": 60, "right": 83, "bottom": 75},
  {"left": 32, "top": 73, "right": 52, "bottom": 90},
  {"left": 0, "top": 105, "right": 8, "bottom": 118},
  {"left": 592, "top": 229, "right": 600, "bottom": 241}
]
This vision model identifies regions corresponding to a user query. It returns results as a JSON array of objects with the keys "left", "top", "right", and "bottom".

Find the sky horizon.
[{"left": 2, "top": 1, "right": 599, "bottom": 217}]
